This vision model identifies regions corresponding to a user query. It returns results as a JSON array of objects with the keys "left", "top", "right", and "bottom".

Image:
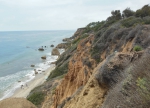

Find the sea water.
[{"left": 0, "top": 30, "right": 74, "bottom": 100}]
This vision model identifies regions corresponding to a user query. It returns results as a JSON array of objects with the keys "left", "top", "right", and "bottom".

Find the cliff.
[
  {"left": 49, "top": 24, "right": 150, "bottom": 108},
  {"left": 27, "top": 5, "right": 150, "bottom": 108}
]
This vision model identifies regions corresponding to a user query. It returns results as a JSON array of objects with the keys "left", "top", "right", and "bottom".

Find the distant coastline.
[{"left": 0, "top": 30, "right": 74, "bottom": 100}]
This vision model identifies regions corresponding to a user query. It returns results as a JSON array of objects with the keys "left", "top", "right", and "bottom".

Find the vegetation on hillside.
[{"left": 27, "top": 4, "right": 150, "bottom": 108}]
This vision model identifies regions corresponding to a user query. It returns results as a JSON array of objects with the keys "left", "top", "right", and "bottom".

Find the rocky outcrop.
[
  {"left": 31, "top": 65, "right": 35, "bottom": 67},
  {"left": 56, "top": 43, "right": 68, "bottom": 49},
  {"left": 34, "top": 69, "right": 38, "bottom": 74},
  {"left": 41, "top": 56, "right": 46, "bottom": 59},
  {"left": 0, "top": 98, "right": 37, "bottom": 108},
  {"left": 72, "top": 28, "right": 86, "bottom": 39},
  {"left": 52, "top": 48, "right": 60, "bottom": 56},
  {"left": 63, "top": 38, "right": 72, "bottom": 42},
  {"left": 51, "top": 34, "right": 96, "bottom": 108},
  {"left": 51, "top": 45, "right": 54, "bottom": 47},
  {"left": 38, "top": 48, "right": 44, "bottom": 51}
]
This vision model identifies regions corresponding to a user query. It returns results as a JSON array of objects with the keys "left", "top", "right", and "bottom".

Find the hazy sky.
[{"left": 0, "top": 0, "right": 149, "bottom": 31}]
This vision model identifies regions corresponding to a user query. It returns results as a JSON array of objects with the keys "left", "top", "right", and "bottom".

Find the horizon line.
[{"left": 0, "top": 29, "right": 76, "bottom": 32}]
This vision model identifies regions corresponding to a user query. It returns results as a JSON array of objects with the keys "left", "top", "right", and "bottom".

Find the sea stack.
[{"left": 51, "top": 48, "right": 60, "bottom": 56}]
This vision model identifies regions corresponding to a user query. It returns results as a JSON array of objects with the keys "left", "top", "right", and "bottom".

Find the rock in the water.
[
  {"left": 31, "top": 65, "right": 35, "bottom": 67},
  {"left": 51, "top": 62, "right": 56, "bottom": 64},
  {"left": 52, "top": 48, "right": 60, "bottom": 55},
  {"left": 51, "top": 44, "right": 54, "bottom": 47},
  {"left": 41, "top": 56, "right": 46, "bottom": 59},
  {"left": 38, "top": 48, "right": 44, "bottom": 51},
  {"left": 35, "top": 71, "right": 38, "bottom": 74},
  {"left": 34, "top": 69, "right": 38, "bottom": 74},
  {"left": 0, "top": 98, "right": 37, "bottom": 108}
]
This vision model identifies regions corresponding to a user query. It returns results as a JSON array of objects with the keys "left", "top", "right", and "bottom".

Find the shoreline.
[{"left": 11, "top": 64, "right": 55, "bottom": 98}]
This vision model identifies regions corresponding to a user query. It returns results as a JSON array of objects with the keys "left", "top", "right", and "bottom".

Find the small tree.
[
  {"left": 111, "top": 10, "right": 122, "bottom": 20},
  {"left": 122, "top": 8, "right": 135, "bottom": 18},
  {"left": 135, "top": 4, "right": 150, "bottom": 18}
]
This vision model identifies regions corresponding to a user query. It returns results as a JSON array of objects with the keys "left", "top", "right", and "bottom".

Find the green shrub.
[
  {"left": 133, "top": 45, "right": 142, "bottom": 51},
  {"left": 143, "top": 16, "right": 150, "bottom": 24},
  {"left": 135, "top": 5, "right": 150, "bottom": 18},
  {"left": 72, "top": 37, "right": 80, "bottom": 44},
  {"left": 48, "top": 62, "right": 68, "bottom": 79},
  {"left": 136, "top": 77, "right": 147, "bottom": 90},
  {"left": 121, "top": 16, "right": 142, "bottom": 27},
  {"left": 27, "top": 91, "right": 45, "bottom": 106}
]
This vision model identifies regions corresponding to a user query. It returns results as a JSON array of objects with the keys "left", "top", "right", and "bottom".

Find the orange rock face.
[{"left": 52, "top": 34, "right": 96, "bottom": 108}]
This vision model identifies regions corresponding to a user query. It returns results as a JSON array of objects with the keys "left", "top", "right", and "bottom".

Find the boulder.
[
  {"left": 38, "top": 48, "right": 44, "bottom": 51},
  {"left": 51, "top": 44, "right": 54, "bottom": 47},
  {"left": 51, "top": 62, "right": 56, "bottom": 64},
  {"left": 35, "top": 71, "right": 38, "bottom": 74},
  {"left": 63, "top": 38, "right": 71, "bottom": 42},
  {"left": 56, "top": 43, "right": 66, "bottom": 49},
  {"left": 52, "top": 48, "right": 60, "bottom": 56},
  {"left": 30, "top": 65, "right": 35, "bottom": 67},
  {"left": 41, "top": 56, "right": 46, "bottom": 59},
  {"left": 34, "top": 69, "right": 38, "bottom": 74},
  {"left": 0, "top": 98, "right": 37, "bottom": 108}
]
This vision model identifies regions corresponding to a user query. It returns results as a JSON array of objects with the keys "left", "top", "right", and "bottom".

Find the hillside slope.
[{"left": 27, "top": 5, "right": 150, "bottom": 108}]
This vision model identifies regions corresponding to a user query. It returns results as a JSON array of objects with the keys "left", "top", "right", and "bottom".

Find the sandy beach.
[{"left": 11, "top": 65, "right": 55, "bottom": 98}]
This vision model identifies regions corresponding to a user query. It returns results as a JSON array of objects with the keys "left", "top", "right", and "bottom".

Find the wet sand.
[{"left": 11, "top": 65, "right": 55, "bottom": 98}]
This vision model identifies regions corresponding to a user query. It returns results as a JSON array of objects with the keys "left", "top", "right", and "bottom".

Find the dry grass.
[{"left": 101, "top": 49, "right": 150, "bottom": 108}]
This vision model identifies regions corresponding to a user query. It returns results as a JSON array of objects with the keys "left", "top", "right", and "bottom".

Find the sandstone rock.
[
  {"left": 56, "top": 43, "right": 67, "bottom": 49},
  {"left": 38, "top": 48, "right": 44, "bottom": 51},
  {"left": 63, "top": 38, "right": 71, "bottom": 42},
  {"left": 31, "top": 65, "right": 35, "bottom": 67},
  {"left": 0, "top": 98, "right": 37, "bottom": 108},
  {"left": 51, "top": 35, "right": 95, "bottom": 108},
  {"left": 52, "top": 48, "right": 60, "bottom": 56},
  {"left": 72, "top": 28, "right": 86, "bottom": 39},
  {"left": 41, "top": 56, "right": 46, "bottom": 59}
]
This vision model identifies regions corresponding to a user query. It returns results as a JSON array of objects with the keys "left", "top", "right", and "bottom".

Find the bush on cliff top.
[{"left": 121, "top": 16, "right": 142, "bottom": 27}]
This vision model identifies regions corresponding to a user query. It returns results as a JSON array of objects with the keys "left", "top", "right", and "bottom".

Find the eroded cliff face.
[
  {"left": 42, "top": 24, "right": 150, "bottom": 108},
  {"left": 63, "top": 61, "right": 107, "bottom": 108},
  {"left": 53, "top": 34, "right": 96, "bottom": 108}
]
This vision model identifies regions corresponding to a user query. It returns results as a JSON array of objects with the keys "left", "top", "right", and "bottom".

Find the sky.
[{"left": 0, "top": 0, "right": 149, "bottom": 31}]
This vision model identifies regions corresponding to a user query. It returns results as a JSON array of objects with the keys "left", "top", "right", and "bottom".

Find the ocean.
[{"left": 0, "top": 30, "right": 74, "bottom": 100}]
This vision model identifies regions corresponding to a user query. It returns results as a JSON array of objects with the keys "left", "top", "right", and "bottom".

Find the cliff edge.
[{"left": 27, "top": 5, "right": 150, "bottom": 108}]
